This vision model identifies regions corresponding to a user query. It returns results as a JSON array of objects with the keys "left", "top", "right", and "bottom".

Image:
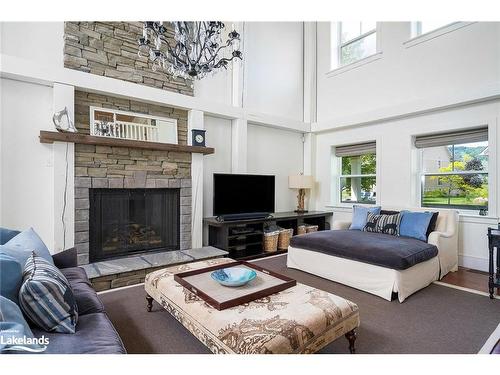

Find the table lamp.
[{"left": 289, "top": 174, "right": 314, "bottom": 213}]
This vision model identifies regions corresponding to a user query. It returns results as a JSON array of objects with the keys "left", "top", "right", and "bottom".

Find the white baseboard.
[{"left": 459, "top": 255, "right": 489, "bottom": 272}]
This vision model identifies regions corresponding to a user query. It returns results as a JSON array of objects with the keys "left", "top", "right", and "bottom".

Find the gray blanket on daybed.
[{"left": 289, "top": 230, "right": 438, "bottom": 270}]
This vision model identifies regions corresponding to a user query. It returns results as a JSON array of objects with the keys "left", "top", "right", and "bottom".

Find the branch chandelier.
[{"left": 138, "top": 21, "right": 242, "bottom": 80}]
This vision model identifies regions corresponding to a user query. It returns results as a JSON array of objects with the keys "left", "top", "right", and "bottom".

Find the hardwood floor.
[{"left": 440, "top": 267, "right": 491, "bottom": 294}]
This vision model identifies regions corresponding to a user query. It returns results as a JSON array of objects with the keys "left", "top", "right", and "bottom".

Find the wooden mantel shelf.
[{"left": 39, "top": 131, "right": 215, "bottom": 155}]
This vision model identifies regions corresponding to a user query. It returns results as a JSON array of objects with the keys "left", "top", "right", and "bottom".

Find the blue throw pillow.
[
  {"left": 18, "top": 253, "right": 78, "bottom": 334},
  {"left": 399, "top": 211, "right": 434, "bottom": 241},
  {"left": 0, "top": 227, "right": 20, "bottom": 245},
  {"left": 0, "top": 253, "right": 23, "bottom": 303},
  {"left": 1, "top": 227, "right": 54, "bottom": 267},
  {"left": 349, "top": 205, "right": 381, "bottom": 230},
  {"left": 0, "top": 296, "right": 48, "bottom": 353}
]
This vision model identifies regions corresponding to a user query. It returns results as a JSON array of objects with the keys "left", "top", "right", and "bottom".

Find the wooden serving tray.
[{"left": 174, "top": 261, "right": 296, "bottom": 310}]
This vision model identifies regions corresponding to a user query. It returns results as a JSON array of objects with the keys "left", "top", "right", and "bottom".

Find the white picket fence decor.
[
  {"left": 89, "top": 106, "right": 178, "bottom": 144},
  {"left": 92, "top": 120, "right": 160, "bottom": 142}
]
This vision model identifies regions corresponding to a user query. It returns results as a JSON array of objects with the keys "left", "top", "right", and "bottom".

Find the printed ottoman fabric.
[{"left": 145, "top": 258, "right": 360, "bottom": 354}]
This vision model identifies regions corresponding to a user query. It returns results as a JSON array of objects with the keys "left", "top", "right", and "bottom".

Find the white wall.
[
  {"left": 0, "top": 78, "right": 55, "bottom": 250},
  {"left": 0, "top": 22, "right": 64, "bottom": 67},
  {"left": 312, "top": 101, "right": 500, "bottom": 271},
  {"left": 203, "top": 115, "right": 233, "bottom": 217},
  {"left": 245, "top": 22, "right": 304, "bottom": 121},
  {"left": 312, "top": 22, "right": 500, "bottom": 271},
  {"left": 247, "top": 124, "right": 304, "bottom": 212},
  {"left": 316, "top": 22, "right": 500, "bottom": 124}
]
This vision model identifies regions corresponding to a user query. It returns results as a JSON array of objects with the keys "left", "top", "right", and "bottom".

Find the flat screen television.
[{"left": 213, "top": 174, "right": 275, "bottom": 217}]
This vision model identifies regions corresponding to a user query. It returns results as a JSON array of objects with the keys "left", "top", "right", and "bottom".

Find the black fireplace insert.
[{"left": 89, "top": 188, "right": 180, "bottom": 262}]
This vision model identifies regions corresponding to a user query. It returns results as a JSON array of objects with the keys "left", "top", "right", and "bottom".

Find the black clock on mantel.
[{"left": 191, "top": 129, "right": 206, "bottom": 147}]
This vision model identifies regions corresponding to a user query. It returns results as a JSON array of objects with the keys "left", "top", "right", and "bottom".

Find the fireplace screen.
[{"left": 89, "top": 188, "right": 180, "bottom": 262}]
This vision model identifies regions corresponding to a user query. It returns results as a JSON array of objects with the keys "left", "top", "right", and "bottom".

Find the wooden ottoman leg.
[
  {"left": 146, "top": 294, "right": 154, "bottom": 312},
  {"left": 345, "top": 329, "right": 357, "bottom": 354}
]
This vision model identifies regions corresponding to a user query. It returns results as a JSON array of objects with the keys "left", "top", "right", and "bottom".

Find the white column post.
[
  {"left": 53, "top": 83, "right": 75, "bottom": 253},
  {"left": 303, "top": 22, "right": 317, "bottom": 210},
  {"left": 231, "top": 21, "right": 246, "bottom": 108},
  {"left": 231, "top": 118, "right": 247, "bottom": 173},
  {"left": 188, "top": 109, "right": 204, "bottom": 248},
  {"left": 303, "top": 22, "right": 317, "bottom": 124}
]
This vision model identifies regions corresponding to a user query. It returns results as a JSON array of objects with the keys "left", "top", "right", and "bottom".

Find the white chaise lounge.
[{"left": 287, "top": 208, "right": 459, "bottom": 302}]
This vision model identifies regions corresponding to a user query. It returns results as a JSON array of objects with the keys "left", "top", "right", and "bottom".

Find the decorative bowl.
[{"left": 210, "top": 267, "right": 257, "bottom": 287}]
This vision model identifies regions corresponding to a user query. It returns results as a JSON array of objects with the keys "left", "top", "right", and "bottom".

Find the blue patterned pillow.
[{"left": 18, "top": 252, "right": 78, "bottom": 334}]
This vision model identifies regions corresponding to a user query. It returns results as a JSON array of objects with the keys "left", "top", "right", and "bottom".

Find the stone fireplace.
[
  {"left": 89, "top": 188, "right": 180, "bottom": 262},
  {"left": 73, "top": 91, "right": 192, "bottom": 265}
]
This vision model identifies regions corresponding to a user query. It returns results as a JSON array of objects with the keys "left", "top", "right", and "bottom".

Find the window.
[
  {"left": 332, "top": 22, "right": 377, "bottom": 68},
  {"left": 411, "top": 22, "right": 456, "bottom": 37},
  {"left": 335, "top": 142, "right": 377, "bottom": 204},
  {"left": 416, "top": 128, "right": 489, "bottom": 211}
]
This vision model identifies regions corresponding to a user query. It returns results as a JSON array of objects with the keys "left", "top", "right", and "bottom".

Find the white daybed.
[{"left": 287, "top": 208, "right": 459, "bottom": 302}]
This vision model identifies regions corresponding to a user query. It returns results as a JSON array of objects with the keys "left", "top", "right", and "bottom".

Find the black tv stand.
[
  {"left": 216, "top": 212, "right": 273, "bottom": 222},
  {"left": 204, "top": 211, "right": 333, "bottom": 261}
]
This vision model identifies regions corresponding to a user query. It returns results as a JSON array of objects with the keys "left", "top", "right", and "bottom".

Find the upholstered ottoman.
[{"left": 144, "top": 258, "right": 360, "bottom": 354}]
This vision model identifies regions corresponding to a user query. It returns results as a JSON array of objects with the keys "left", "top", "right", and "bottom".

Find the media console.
[{"left": 204, "top": 211, "right": 333, "bottom": 260}]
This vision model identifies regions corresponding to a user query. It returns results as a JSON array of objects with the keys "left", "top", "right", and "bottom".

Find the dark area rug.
[{"left": 99, "top": 254, "right": 500, "bottom": 354}]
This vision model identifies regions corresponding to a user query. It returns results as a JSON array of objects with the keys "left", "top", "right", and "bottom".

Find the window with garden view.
[
  {"left": 421, "top": 141, "right": 488, "bottom": 210},
  {"left": 340, "top": 153, "right": 377, "bottom": 204},
  {"left": 335, "top": 22, "right": 377, "bottom": 67}
]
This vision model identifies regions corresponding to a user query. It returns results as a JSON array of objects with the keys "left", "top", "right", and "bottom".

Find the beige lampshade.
[{"left": 289, "top": 175, "right": 314, "bottom": 189}]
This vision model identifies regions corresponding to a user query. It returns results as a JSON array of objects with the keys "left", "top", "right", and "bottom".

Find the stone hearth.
[{"left": 81, "top": 246, "right": 228, "bottom": 292}]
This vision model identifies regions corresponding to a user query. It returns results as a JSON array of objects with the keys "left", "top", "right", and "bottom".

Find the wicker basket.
[
  {"left": 278, "top": 228, "right": 294, "bottom": 250},
  {"left": 297, "top": 225, "right": 307, "bottom": 235},
  {"left": 263, "top": 231, "right": 279, "bottom": 252},
  {"left": 306, "top": 225, "right": 319, "bottom": 233}
]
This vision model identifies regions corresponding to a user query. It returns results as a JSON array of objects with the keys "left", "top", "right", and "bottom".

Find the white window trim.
[
  {"left": 326, "top": 52, "right": 383, "bottom": 78},
  {"left": 327, "top": 22, "right": 382, "bottom": 78},
  {"left": 404, "top": 22, "right": 476, "bottom": 49},
  {"left": 415, "top": 121, "right": 496, "bottom": 217},
  {"left": 331, "top": 150, "right": 378, "bottom": 207}
]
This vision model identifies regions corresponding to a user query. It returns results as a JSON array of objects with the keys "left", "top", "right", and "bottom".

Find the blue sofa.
[{"left": 1, "top": 231, "right": 126, "bottom": 354}]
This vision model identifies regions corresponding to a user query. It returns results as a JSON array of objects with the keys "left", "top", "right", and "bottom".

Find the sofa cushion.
[
  {"left": 349, "top": 205, "right": 381, "bottom": 230},
  {"left": 290, "top": 229, "right": 438, "bottom": 270},
  {"left": 32, "top": 312, "right": 126, "bottom": 354},
  {"left": 18, "top": 253, "right": 78, "bottom": 334},
  {"left": 70, "top": 282, "right": 105, "bottom": 315},
  {"left": 0, "top": 252, "right": 23, "bottom": 303},
  {"left": 400, "top": 211, "right": 435, "bottom": 241},
  {"left": 1, "top": 228, "right": 54, "bottom": 266},
  {"left": 363, "top": 212, "right": 402, "bottom": 236},
  {"left": 0, "top": 227, "right": 20, "bottom": 245},
  {"left": 60, "top": 267, "right": 104, "bottom": 315},
  {"left": 61, "top": 267, "right": 92, "bottom": 287},
  {"left": 0, "top": 296, "right": 47, "bottom": 353}
]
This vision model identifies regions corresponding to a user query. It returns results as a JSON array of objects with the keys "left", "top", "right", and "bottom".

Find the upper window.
[
  {"left": 332, "top": 22, "right": 377, "bottom": 68},
  {"left": 411, "top": 22, "right": 456, "bottom": 37},
  {"left": 416, "top": 128, "right": 489, "bottom": 211},
  {"left": 335, "top": 142, "right": 377, "bottom": 205}
]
